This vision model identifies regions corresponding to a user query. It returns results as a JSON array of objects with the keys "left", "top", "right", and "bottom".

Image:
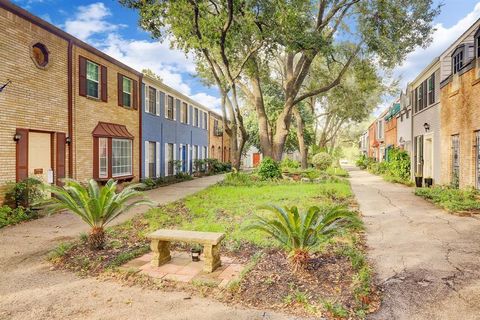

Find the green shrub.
[
  {"left": 257, "top": 157, "right": 282, "bottom": 180},
  {"left": 356, "top": 155, "right": 375, "bottom": 170},
  {"left": 0, "top": 205, "right": 33, "bottom": 228},
  {"left": 415, "top": 186, "right": 480, "bottom": 212},
  {"left": 205, "top": 158, "right": 232, "bottom": 174},
  {"left": 193, "top": 159, "right": 206, "bottom": 172},
  {"left": 245, "top": 205, "right": 359, "bottom": 272},
  {"left": 367, "top": 161, "right": 387, "bottom": 175},
  {"left": 385, "top": 147, "right": 410, "bottom": 181},
  {"left": 326, "top": 166, "right": 349, "bottom": 177},
  {"left": 4, "top": 178, "right": 44, "bottom": 209},
  {"left": 311, "top": 152, "right": 333, "bottom": 171},
  {"left": 280, "top": 158, "right": 300, "bottom": 170}
]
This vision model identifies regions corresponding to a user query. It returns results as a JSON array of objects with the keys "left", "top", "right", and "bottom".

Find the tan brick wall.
[
  {"left": 208, "top": 113, "right": 230, "bottom": 162},
  {"left": 0, "top": 8, "right": 69, "bottom": 201},
  {"left": 72, "top": 46, "right": 140, "bottom": 182},
  {"left": 440, "top": 65, "right": 480, "bottom": 188}
]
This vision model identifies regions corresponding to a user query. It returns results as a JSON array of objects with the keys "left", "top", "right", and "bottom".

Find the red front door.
[{"left": 253, "top": 153, "right": 261, "bottom": 167}]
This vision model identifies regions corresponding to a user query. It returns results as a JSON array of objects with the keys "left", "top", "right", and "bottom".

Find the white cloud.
[
  {"left": 394, "top": 2, "right": 480, "bottom": 87},
  {"left": 190, "top": 92, "right": 222, "bottom": 111},
  {"left": 64, "top": 3, "right": 123, "bottom": 41}
]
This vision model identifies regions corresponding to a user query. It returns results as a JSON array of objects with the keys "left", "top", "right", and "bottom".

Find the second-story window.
[
  {"left": 428, "top": 74, "right": 435, "bottom": 105},
  {"left": 204, "top": 112, "right": 208, "bottom": 129},
  {"left": 87, "top": 61, "right": 99, "bottom": 98},
  {"left": 167, "top": 95, "right": 174, "bottom": 120},
  {"left": 453, "top": 50, "right": 463, "bottom": 74},
  {"left": 195, "top": 108, "right": 199, "bottom": 127},
  {"left": 122, "top": 77, "right": 132, "bottom": 108},
  {"left": 148, "top": 87, "right": 156, "bottom": 114},
  {"left": 181, "top": 102, "right": 188, "bottom": 123}
]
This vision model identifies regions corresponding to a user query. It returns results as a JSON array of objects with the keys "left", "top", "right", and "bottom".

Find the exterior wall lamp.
[
  {"left": 0, "top": 80, "right": 12, "bottom": 93},
  {"left": 66, "top": 137, "right": 72, "bottom": 145},
  {"left": 13, "top": 133, "right": 22, "bottom": 142},
  {"left": 423, "top": 122, "right": 430, "bottom": 132}
]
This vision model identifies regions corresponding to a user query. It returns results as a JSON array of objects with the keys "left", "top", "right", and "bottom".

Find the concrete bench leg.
[
  {"left": 203, "top": 244, "right": 221, "bottom": 273},
  {"left": 150, "top": 239, "right": 171, "bottom": 267}
]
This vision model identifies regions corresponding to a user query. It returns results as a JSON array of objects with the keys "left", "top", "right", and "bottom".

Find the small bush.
[
  {"left": 257, "top": 157, "right": 282, "bottom": 180},
  {"left": 4, "top": 178, "right": 45, "bottom": 209},
  {"left": 415, "top": 186, "right": 480, "bottom": 213},
  {"left": 326, "top": 166, "right": 349, "bottom": 177},
  {"left": 367, "top": 161, "right": 387, "bottom": 175},
  {"left": 311, "top": 152, "right": 333, "bottom": 171},
  {"left": 385, "top": 148, "right": 410, "bottom": 181},
  {"left": 0, "top": 205, "right": 34, "bottom": 228},
  {"left": 280, "top": 158, "right": 300, "bottom": 170},
  {"left": 356, "top": 155, "right": 375, "bottom": 170}
]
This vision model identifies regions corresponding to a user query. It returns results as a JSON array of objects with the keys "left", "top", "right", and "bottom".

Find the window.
[
  {"left": 99, "top": 138, "right": 108, "bottom": 178},
  {"left": 194, "top": 108, "right": 199, "bottom": 127},
  {"left": 451, "top": 134, "right": 460, "bottom": 188},
  {"left": 414, "top": 135, "right": 423, "bottom": 176},
  {"left": 417, "top": 83, "right": 423, "bottom": 112},
  {"left": 211, "top": 146, "right": 215, "bottom": 158},
  {"left": 148, "top": 142, "right": 155, "bottom": 178},
  {"left": 122, "top": 77, "right": 132, "bottom": 108},
  {"left": 112, "top": 139, "right": 132, "bottom": 177},
  {"left": 203, "top": 146, "right": 207, "bottom": 159},
  {"left": 204, "top": 113, "right": 208, "bottom": 129},
  {"left": 87, "top": 61, "right": 99, "bottom": 98},
  {"left": 148, "top": 87, "right": 156, "bottom": 114},
  {"left": 453, "top": 50, "right": 464, "bottom": 74},
  {"left": 181, "top": 102, "right": 188, "bottom": 123},
  {"left": 167, "top": 96, "right": 174, "bottom": 120},
  {"left": 31, "top": 43, "right": 49, "bottom": 68},
  {"left": 194, "top": 145, "right": 199, "bottom": 161},
  {"left": 428, "top": 74, "right": 435, "bottom": 105},
  {"left": 476, "top": 31, "right": 480, "bottom": 58},
  {"left": 166, "top": 143, "right": 174, "bottom": 176}
]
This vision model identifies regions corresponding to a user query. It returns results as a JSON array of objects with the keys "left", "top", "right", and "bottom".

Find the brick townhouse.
[
  {"left": 208, "top": 112, "right": 231, "bottom": 162},
  {"left": 0, "top": 2, "right": 141, "bottom": 201},
  {"left": 440, "top": 19, "right": 480, "bottom": 188}
]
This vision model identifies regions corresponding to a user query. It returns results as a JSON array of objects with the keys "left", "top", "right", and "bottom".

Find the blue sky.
[{"left": 12, "top": 0, "right": 480, "bottom": 113}]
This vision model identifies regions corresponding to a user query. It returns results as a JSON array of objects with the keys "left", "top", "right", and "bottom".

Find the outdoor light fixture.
[
  {"left": 190, "top": 246, "right": 201, "bottom": 262},
  {"left": 66, "top": 137, "right": 72, "bottom": 145},
  {"left": 13, "top": 133, "right": 21, "bottom": 142},
  {"left": 423, "top": 122, "right": 430, "bottom": 132},
  {"left": 0, "top": 80, "right": 12, "bottom": 93}
]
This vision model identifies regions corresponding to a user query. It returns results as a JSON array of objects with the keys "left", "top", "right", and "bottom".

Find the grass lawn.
[{"left": 49, "top": 173, "right": 378, "bottom": 319}]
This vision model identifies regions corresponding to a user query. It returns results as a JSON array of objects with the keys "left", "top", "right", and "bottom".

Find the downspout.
[
  {"left": 67, "top": 40, "right": 73, "bottom": 178},
  {"left": 138, "top": 75, "right": 143, "bottom": 180}
]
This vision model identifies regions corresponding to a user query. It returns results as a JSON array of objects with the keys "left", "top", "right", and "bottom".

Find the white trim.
[
  {"left": 155, "top": 90, "right": 160, "bottom": 116},
  {"left": 156, "top": 141, "right": 160, "bottom": 178},
  {"left": 144, "top": 140, "right": 149, "bottom": 178},
  {"left": 144, "top": 85, "right": 149, "bottom": 113}
]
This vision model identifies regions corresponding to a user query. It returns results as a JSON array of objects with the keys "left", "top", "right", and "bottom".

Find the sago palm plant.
[
  {"left": 44, "top": 179, "right": 153, "bottom": 250},
  {"left": 246, "top": 205, "right": 359, "bottom": 272}
]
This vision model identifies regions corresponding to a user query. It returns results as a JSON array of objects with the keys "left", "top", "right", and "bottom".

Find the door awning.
[{"left": 92, "top": 122, "right": 134, "bottom": 139}]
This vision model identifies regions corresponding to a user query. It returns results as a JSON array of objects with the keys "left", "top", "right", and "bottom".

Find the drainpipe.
[{"left": 67, "top": 40, "right": 73, "bottom": 178}]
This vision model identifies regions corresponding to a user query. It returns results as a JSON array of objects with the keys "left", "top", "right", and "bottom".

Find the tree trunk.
[
  {"left": 88, "top": 227, "right": 105, "bottom": 250},
  {"left": 293, "top": 107, "right": 308, "bottom": 169}
]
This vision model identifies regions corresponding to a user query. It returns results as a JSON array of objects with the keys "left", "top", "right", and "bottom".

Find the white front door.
[
  {"left": 28, "top": 132, "right": 52, "bottom": 183},
  {"left": 423, "top": 133, "right": 434, "bottom": 179}
]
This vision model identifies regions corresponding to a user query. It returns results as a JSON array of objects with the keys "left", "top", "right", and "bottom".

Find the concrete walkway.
[
  {"left": 348, "top": 166, "right": 480, "bottom": 320},
  {"left": 0, "top": 175, "right": 290, "bottom": 320}
]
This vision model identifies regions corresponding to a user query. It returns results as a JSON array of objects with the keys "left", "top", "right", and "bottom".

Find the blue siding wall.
[{"left": 141, "top": 83, "right": 209, "bottom": 179}]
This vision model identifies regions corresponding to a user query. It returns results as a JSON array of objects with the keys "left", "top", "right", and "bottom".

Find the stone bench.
[{"left": 147, "top": 229, "right": 225, "bottom": 273}]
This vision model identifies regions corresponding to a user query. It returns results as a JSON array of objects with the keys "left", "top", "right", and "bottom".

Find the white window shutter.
[
  {"left": 156, "top": 142, "right": 160, "bottom": 177},
  {"left": 164, "top": 144, "right": 168, "bottom": 176},
  {"left": 155, "top": 90, "right": 160, "bottom": 116},
  {"left": 144, "top": 85, "right": 149, "bottom": 113},
  {"left": 173, "top": 143, "right": 177, "bottom": 174},
  {"left": 186, "top": 144, "right": 190, "bottom": 173},
  {"left": 164, "top": 93, "right": 168, "bottom": 119},
  {"left": 173, "top": 100, "right": 177, "bottom": 121},
  {"left": 144, "top": 141, "right": 149, "bottom": 178}
]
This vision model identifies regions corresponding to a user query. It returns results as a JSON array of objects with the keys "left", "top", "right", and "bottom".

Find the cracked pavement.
[{"left": 347, "top": 166, "right": 480, "bottom": 320}]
